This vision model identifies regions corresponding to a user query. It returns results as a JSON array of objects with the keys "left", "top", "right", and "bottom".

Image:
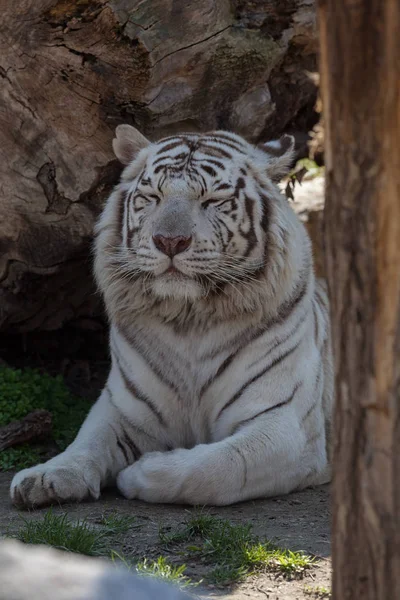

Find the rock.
[{"left": 0, "top": 540, "right": 192, "bottom": 600}]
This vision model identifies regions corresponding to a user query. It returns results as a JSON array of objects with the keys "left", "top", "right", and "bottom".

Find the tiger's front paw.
[
  {"left": 117, "top": 451, "right": 187, "bottom": 503},
  {"left": 10, "top": 458, "right": 101, "bottom": 508}
]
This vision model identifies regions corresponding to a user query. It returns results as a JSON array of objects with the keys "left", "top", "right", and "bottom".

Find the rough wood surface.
[
  {"left": 318, "top": 0, "right": 400, "bottom": 598},
  {"left": 0, "top": 410, "right": 52, "bottom": 450},
  {"left": 0, "top": 0, "right": 317, "bottom": 332}
]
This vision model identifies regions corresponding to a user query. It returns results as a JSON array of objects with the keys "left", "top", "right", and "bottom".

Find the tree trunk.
[
  {"left": 318, "top": 0, "right": 400, "bottom": 598},
  {"left": 0, "top": 0, "right": 317, "bottom": 332}
]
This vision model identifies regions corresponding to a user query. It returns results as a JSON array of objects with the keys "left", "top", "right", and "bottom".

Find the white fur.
[{"left": 11, "top": 128, "right": 333, "bottom": 507}]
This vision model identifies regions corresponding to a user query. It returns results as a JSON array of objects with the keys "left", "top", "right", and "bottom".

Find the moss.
[{"left": 0, "top": 365, "right": 92, "bottom": 471}]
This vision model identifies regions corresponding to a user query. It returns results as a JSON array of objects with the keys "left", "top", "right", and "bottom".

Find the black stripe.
[
  {"left": 203, "top": 280, "right": 309, "bottom": 380},
  {"left": 202, "top": 197, "right": 235, "bottom": 211},
  {"left": 232, "top": 445, "right": 248, "bottom": 490},
  {"left": 234, "top": 177, "right": 246, "bottom": 194},
  {"left": 301, "top": 399, "right": 318, "bottom": 425},
  {"left": 157, "top": 172, "right": 166, "bottom": 193},
  {"left": 269, "top": 271, "right": 310, "bottom": 327},
  {"left": 232, "top": 382, "right": 302, "bottom": 434},
  {"left": 192, "top": 157, "right": 226, "bottom": 170},
  {"left": 154, "top": 164, "right": 167, "bottom": 174},
  {"left": 118, "top": 327, "right": 182, "bottom": 398},
  {"left": 105, "top": 384, "right": 161, "bottom": 445},
  {"left": 111, "top": 422, "right": 141, "bottom": 464},
  {"left": 153, "top": 152, "right": 187, "bottom": 166},
  {"left": 208, "top": 132, "right": 246, "bottom": 149},
  {"left": 206, "top": 135, "right": 246, "bottom": 153},
  {"left": 212, "top": 140, "right": 245, "bottom": 154},
  {"left": 120, "top": 423, "right": 142, "bottom": 461},
  {"left": 301, "top": 366, "right": 323, "bottom": 424},
  {"left": 315, "top": 285, "right": 328, "bottom": 310},
  {"left": 200, "top": 164, "right": 217, "bottom": 177},
  {"left": 241, "top": 195, "right": 257, "bottom": 257},
  {"left": 200, "top": 281, "right": 309, "bottom": 366},
  {"left": 112, "top": 348, "right": 166, "bottom": 426},
  {"left": 215, "top": 183, "right": 231, "bottom": 191},
  {"left": 112, "top": 426, "right": 130, "bottom": 463},
  {"left": 247, "top": 309, "right": 308, "bottom": 371},
  {"left": 313, "top": 300, "right": 320, "bottom": 348},
  {"left": 217, "top": 342, "right": 301, "bottom": 420},
  {"left": 155, "top": 140, "right": 184, "bottom": 154},
  {"left": 117, "top": 440, "right": 129, "bottom": 463},
  {"left": 199, "top": 351, "right": 238, "bottom": 397},
  {"left": 259, "top": 192, "right": 271, "bottom": 232},
  {"left": 200, "top": 144, "right": 233, "bottom": 159}
]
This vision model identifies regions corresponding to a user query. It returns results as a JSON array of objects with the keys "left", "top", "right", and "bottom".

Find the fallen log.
[{"left": 0, "top": 409, "right": 52, "bottom": 451}]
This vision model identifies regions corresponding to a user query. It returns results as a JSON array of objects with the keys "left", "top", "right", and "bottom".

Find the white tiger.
[{"left": 11, "top": 125, "right": 333, "bottom": 507}]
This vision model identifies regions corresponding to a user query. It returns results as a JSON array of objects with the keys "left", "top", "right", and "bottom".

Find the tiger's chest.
[{"left": 111, "top": 318, "right": 263, "bottom": 444}]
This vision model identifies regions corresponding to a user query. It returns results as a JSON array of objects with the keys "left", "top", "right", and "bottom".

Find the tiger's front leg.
[
  {"left": 10, "top": 389, "right": 149, "bottom": 508},
  {"left": 117, "top": 404, "right": 328, "bottom": 506}
]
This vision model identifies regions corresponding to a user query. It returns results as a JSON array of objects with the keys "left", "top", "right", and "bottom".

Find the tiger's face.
[{"left": 101, "top": 126, "right": 295, "bottom": 303}]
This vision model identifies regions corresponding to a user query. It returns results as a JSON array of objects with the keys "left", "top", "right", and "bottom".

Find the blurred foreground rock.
[{"left": 0, "top": 540, "right": 192, "bottom": 600}]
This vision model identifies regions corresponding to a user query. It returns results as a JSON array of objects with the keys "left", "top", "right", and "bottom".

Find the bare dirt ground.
[{"left": 0, "top": 473, "right": 331, "bottom": 600}]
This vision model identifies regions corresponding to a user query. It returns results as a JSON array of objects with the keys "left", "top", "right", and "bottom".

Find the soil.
[{"left": 0, "top": 472, "right": 331, "bottom": 599}]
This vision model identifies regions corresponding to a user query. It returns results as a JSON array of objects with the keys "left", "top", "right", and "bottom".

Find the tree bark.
[
  {"left": 318, "top": 0, "right": 400, "bottom": 598},
  {"left": 0, "top": 410, "right": 52, "bottom": 451},
  {"left": 0, "top": 0, "right": 317, "bottom": 332}
]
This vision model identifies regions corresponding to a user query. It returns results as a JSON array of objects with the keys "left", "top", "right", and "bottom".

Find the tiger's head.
[{"left": 95, "top": 125, "right": 311, "bottom": 324}]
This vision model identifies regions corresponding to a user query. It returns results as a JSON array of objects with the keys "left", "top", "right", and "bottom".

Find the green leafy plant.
[
  {"left": 284, "top": 157, "right": 324, "bottom": 201},
  {"left": 0, "top": 365, "right": 92, "bottom": 470}
]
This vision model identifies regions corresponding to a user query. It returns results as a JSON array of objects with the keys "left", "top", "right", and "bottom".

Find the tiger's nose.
[{"left": 152, "top": 234, "right": 192, "bottom": 258}]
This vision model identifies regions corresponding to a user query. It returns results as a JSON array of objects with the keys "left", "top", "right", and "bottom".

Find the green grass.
[
  {"left": 12, "top": 509, "right": 315, "bottom": 589},
  {"left": 136, "top": 557, "right": 192, "bottom": 587},
  {"left": 13, "top": 510, "right": 189, "bottom": 587},
  {"left": 110, "top": 552, "right": 193, "bottom": 588},
  {"left": 0, "top": 365, "right": 91, "bottom": 471},
  {"left": 159, "top": 513, "right": 315, "bottom": 584},
  {"left": 14, "top": 510, "right": 141, "bottom": 557},
  {"left": 14, "top": 510, "right": 108, "bottom": 556},
  {"left": 98, "top": 512, "right": 140, "bottom": 535},
  {"left": 304, "top": 584, "right": 331, "bottom": 598}
]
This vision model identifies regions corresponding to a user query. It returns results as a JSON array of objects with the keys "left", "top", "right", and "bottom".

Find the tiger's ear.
[
  {"left": 112, "top": 124, "right": 150, "bottom": 165},
  {"left": 258, "top": 134, "right": 295, "bottom": 182}
]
